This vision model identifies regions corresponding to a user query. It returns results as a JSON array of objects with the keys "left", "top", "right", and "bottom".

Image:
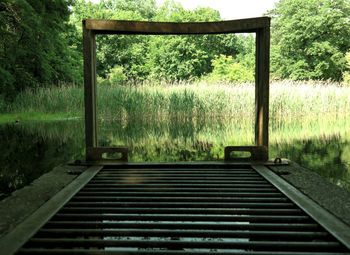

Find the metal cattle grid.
[{"left": 16, "top": 164, "right": 350, "bottom": 254}]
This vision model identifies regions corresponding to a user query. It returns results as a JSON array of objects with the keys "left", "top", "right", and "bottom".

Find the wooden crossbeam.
[{"left": 84, "top": 17, "right": 270, "bottom": 35}]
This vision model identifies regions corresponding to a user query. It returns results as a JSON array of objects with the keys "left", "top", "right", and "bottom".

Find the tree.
[
  {"left": 267, "top": 0, "right": 350, "bottom": 80},
  {"left": 343, "top": 52, "right": 350, "bottom": 85},
  {"left": 70, "top": 0, "right": 152, "bottom": 79},
  {"left": 69, "top": 0, "right": 248, "bottom": 82},
  {"left": 206, "top": 55, "right": 254, "bottom": 83},
  {"left": 0, "top": 0, "right": 79, "bottom": 99},
  {"left": 101, "top": 0, "right": 157, "bottom": 20},
  {"left": 146, "top": 1, "right": 242, "bottom": 80}
]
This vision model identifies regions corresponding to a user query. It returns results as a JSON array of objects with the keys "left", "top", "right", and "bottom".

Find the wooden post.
[
  {"left": 83, "top": 21, "right": 98, "bottom": 151},
  {"left": 255, "top": 26, "right": 270, "bottom": 149}
]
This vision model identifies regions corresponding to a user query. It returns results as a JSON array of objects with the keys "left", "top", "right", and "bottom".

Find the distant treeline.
[{"left": 1, "top": 0, "right": 349, "bottom": 100}]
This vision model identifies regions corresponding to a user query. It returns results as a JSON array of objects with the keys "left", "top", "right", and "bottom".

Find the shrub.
[
  {"left": 108, "top": 65, "right": 126, "bottom": 85},
  {"left": 343, "top": 52, "right": 350, "bottom": 86},
  {"left": 97, "top": 76, "right": 111, "bottom": 87},
  {"left": 0, "top": 94, "right": 7, "bottom": 113},
  {"left": 206, "top": 55, "right": 254, "bottom": 83}
]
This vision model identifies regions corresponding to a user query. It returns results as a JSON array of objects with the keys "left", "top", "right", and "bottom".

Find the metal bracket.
[
  {"left": 224, "top": 146, "right": 268, "bottom": 162},
  {"left": 264, "top": 157, "right": 289, "bottom": 166},
  {"left": 86, "top": 147, "right": 128, "bottom": 162}
]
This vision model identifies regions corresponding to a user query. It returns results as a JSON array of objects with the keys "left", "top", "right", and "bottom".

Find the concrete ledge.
[
  {"left": 0, "top": 164, "right": 88, "bottom": 238},
  {"left": 269, "top": 161, "right": 350, "bottom": 226}
]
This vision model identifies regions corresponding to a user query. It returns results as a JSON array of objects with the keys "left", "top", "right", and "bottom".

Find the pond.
[{"left": 1, "top": 115, "right": 350, "bottom": 196}]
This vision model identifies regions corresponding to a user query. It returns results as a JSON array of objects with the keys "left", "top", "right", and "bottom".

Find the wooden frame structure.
[{"left": 83, "top": 18, "right": 270, "bottom": 162}]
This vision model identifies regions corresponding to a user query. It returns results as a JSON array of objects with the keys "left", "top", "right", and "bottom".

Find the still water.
[{"left": 1, "top": 115, "right": 349, "bottom": 195}]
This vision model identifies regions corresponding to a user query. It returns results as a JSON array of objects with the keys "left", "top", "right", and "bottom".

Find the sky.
[{"left": 89, "top": 0, "right": 280, "bottom": 20}]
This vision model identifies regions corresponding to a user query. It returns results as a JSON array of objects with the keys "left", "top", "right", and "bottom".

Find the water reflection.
[
  {"left": 0, "top": 120, "right": 85, "bottom": 195},
  {"left": 271, "top": 138, "right": 350, "bottom": 191},
  {"left": 0, "top": 115, "right": 349, "bottom": 195},
  {"left": 99, "top": 117, "right": 254, "bottom": 162}
]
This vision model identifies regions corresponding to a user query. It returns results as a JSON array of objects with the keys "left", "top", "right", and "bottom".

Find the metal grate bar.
[
  {"left": 23, "top": 238, "right": 343, "bottom": 251},
  {"left": 84, "top": 184, "right": 274, "bottom": 188},
  {"left": 93, "top": 176, "right": 264, "bottom": 179},
  {"left": 65, "top": 201, "right": 296, "bottom": 208},
  {"left": 70, "top": 196, "right": 288, "bottom": 202},
  {"left": 95, "top": 174, "right": 262, "bottom": 177},
  {"left": 36, "top": 228, "right": 329, "bottom": 239},
  {"left": 80, "top": 187, "right": 278, "bottom": 192},
  {"left": 59, "top": 208, "right": 302, "bottom": 215},
  {"left": 76, "top": 191, "right": 284, "bottom": 197},
  {"left": 14, "top": 249, "right": 350, "bottom": 255},
  {"left": 51, "top": 214, "right": 311, "bottom": 222},
  {"left": 16, "top": 164, "right": 350, "bottom": 254},
  {"left": 44, "top": 221, "right": 323, "bottom": 232}
]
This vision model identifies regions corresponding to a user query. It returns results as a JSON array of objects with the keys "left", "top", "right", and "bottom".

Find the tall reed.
[{"left": 7, "top": 80, "right": 350, "bottom": 118}]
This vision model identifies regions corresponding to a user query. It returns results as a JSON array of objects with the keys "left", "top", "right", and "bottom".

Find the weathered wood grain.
[
  {"left": 83, "top": 25, "right": 98, "bottom": 148},
  {"left": 84, "top": 17, "right": 270, "bottom": 35},
  {"left": 255, "top": 26, "right": 270, "bottom": 148}
]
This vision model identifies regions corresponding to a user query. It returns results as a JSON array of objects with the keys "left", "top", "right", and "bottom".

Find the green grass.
[
  {"left": 4, "top": 84, "right": 84, "bottom": 117},
  {"left": 4, "top": 80, "right": 350, "bottom": 121}
]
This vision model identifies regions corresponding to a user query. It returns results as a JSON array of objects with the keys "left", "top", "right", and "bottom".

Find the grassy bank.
[{"left": 3, "top": 80, "right": 350, "bottom": 120}]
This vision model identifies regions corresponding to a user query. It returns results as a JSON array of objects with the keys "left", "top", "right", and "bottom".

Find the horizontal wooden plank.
[{"left": 83, "top": 17, "right": 270, "bottom": 35}]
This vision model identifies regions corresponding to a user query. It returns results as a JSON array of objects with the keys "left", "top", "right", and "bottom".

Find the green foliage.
[
  {"left": 0, "top": 0, "right": 81, "bottom": 99},
  {"left": 0, "top": 94, "right": 6, "bottom": 113},
  {"left": 145, "top": 2, "right": 243, "bottom": 80},
  {"left": 101, "top": 0, "right": 157, "bottom": 20},
  {"left": 0, "top": 0, "right": 256, "bottom": 93},
  {"left": 108, "top": 65, "right": 126, "bottom": 84},
  {"left": 206, "top": 55, "right": 254, "bottom": 83},
  {"left": 2, "top": 0, "right": 350, "bottom": 99},
  {"left": 146, "top": 36, "right": 209, "bottom": 80},
  {"left": 235, "top": 34, "right": 256, "bottom": 71},
  {"left": 70, "top": 0, "right": 153, "bottom": 79},
  {"left": 153, "top": 0, "right": 220, "bottom": 22},
  {"left": 268, "top": 0, "right": 350, "bottom": 81},
  {"left": 343, "top": 52, "right": 350, "bottom": 85},
  {"left": 69, "top": 0, "right": 244, "bottom": 81},
  {"left": 145, "top": 32, "right": 243, "bottom": 81}
]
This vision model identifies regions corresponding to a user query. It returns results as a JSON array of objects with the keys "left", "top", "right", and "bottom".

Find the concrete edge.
[
  {"left": 0, "top": 164, "right": 88, "bottom": 239},
  {"left": 269, "top": 160, "right": 350, "bottom": 227}
]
